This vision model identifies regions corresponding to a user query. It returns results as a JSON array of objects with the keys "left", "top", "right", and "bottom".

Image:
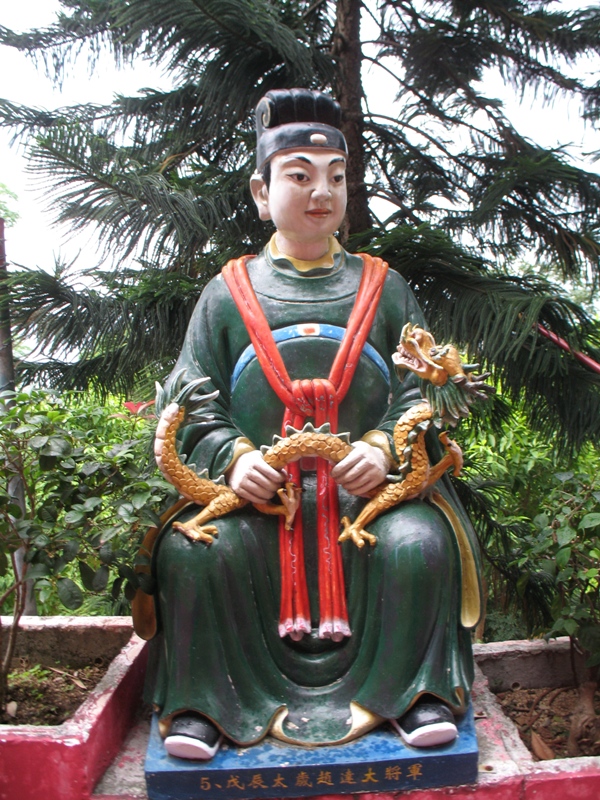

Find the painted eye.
[
  {"left": 332, "top": 174, "right": 345, "bottom": 184},
  {"left": 289, "top": 172, "right": 309, "bottom": 182}
]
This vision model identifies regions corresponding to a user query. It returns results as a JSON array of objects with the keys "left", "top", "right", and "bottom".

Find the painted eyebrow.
[
  {"left": 281, "top": 155, "right": 313, "bottom": 165},
  {"left": 280, "top": 155, "right": 346, "bottom": 166}
]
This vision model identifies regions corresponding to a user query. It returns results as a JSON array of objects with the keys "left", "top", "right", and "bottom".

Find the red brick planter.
[{"left": 0, "top": 617, "right": 146, "bottom": 800}]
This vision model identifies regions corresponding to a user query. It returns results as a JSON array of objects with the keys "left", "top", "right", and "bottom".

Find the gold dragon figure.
[{"left": 154, "top": 325, "right": 493, "bottom": 548}]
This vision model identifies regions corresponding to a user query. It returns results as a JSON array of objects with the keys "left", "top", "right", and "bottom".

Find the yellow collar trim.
[{"left": 268, "top": 234, "right": 341, "bottom": 273}]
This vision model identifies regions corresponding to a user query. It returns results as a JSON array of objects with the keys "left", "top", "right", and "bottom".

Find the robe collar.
[{"left": 266, "top": 234, "right": 345, "bottom": 277}]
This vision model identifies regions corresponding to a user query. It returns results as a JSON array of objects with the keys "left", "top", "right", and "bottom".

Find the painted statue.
[{"left": 133, "top": 88, "right": 485, "bottom": 761}]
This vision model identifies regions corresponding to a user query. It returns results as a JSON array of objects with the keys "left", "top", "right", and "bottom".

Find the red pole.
[{"left": 536, "top": 323, "right": 600, "bottom": 376}]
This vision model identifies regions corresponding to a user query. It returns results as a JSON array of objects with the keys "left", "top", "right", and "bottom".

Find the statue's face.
[{"left": 251, "top": 149, "right": 347, "bottom": 245}]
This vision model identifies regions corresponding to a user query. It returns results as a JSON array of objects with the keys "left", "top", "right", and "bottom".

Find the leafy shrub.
[
  {"left": 459, "top": 400, "right": 600, "bottom": 653},
  {"left": 519, "top": 465, "right": 600, "bottom": 669},
  {"left": 0, "top": 387, "right": 176, "bottom": 615}
]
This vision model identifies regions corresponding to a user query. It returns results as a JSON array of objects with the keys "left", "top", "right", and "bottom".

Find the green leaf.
[
  {"left": 99, "top": 526, "right": 120, "bottom": 543},
  {"left": 555, "top": 547, "right": 571, "bottom": 569},
  {"left": 533, "top": 513, "right": 549, "bottom": 530},
  {"left": 38, "top": 454, "right": 58, "bottom": 471},
  {"left": 25, "top": 562, "right": 50, "bottom": 580},
  {"left": 99, "top": 543, "right": 115, "bottom": 564},
  {"left": 52, "top": 555, "right": 68, "bottom": 575},
  {"left": 57, "top": 577, "right": 83, "bottom": 610},
  {"left": 40, "top": 437, "right": 72, "bottom": 457},
  {"left": 0, "top": 549, "right": 8, "bottom": 576},
  {"left": 29, "top": 435, "right": 49, "bottom": 449},
  {"left": 111, "top": 576, "right": 124, "bottom": 600},
  {"left": 7, "top": 503, "right": 22, "bottom": 519},
  {"left": 117, "top": 502, "right": 136, "bottom": 522},
  {"left": 579, "top": 513, "right": 600, "bottom": 530},
  {"left": 555, "top": 472, "right": 574, "bottom": 483},
  {"left": 92, "top": 565, "right": 109, "bottom": 592},
  {"left": 556, "top": 526, "right": 576, "bottom": 547},
  {"left": 64, "top": 509, "right": 85, "bottom": 526},
  {"left": 62, "top": 539, "right": 80, "bottom": 562},
  {"left": 80, "top": 462, "right": 101, "bottom": 476},
  {"left": 82, "top": 496, "right": 103, "bottom": 512},
  {"left": 140, "top": 508, "right": 163, "bottom": 527},
  {"left": 39, "top": 503, "right": 59, "bottom": 522},
  {"left": 130, "top": 491, "right": 151, "bottom": 510},
  {"left": 79, "top": 561, "right": 96, "bottom": 591},
  {"left": 563, "top": 618, "right": 578, "bottom": 636},
  {"left": 124, "top": 580, "right": 137, "bottom": 602},
  {"left": 118, "top": 564, "right": 136, "bottom": 583}
]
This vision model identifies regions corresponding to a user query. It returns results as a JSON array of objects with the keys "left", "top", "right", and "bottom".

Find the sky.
[
  {"left": 0, "top": 0, "right": 599, "bottom": 275},
  {"left": 0, "top": 0, "right": 167, "bottom": 272}
]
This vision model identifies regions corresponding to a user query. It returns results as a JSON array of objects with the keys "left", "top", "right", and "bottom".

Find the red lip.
[{"left": 306, "top": 209, "right": 331, "bottom": 217}]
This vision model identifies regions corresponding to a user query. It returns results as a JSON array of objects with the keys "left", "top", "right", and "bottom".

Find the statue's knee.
[{"left": 376, "top": 503, "right": 452, "bottom": 567}]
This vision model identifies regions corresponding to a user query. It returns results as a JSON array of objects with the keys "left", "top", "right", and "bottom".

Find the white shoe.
[
  {"left": 392, "top": 700, "right": 458, "bottom": 747},
  {"left": 164, "top": 713, "right": 223, "bottom": 760},
  {"left": 164, "top": 733, "right": 222, "bottom": 760}
]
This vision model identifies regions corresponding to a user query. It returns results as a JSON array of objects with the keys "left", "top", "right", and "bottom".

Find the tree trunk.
[
  {"left": 332, "top": 0, "right": 371, "bottom": 239},
  {"left": 0, "top": 219, "right": 36, "bottom": 616}
]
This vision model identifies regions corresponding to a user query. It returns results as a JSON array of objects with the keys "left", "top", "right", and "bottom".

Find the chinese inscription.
[{"left": 198, "top": 762, "right": 425, "bottom": 792}]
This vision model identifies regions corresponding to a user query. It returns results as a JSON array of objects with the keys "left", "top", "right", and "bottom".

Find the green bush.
[
  {"left": 0, "top": 388, "right": 176, "bottom": 615},
  {"left": 458, "top": 399, "right": 600, "bottom": 653},
  {"left": 519, "top": 464, "right": 600, "bottom": 668}
]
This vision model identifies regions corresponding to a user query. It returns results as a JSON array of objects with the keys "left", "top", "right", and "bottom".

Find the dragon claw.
[
  {"left": 277, "top": 482, "right": 302, "bottom": 530},
  {"left": 438, "top": 431, "right": 463, "bottom": 476},
  {"left": 172, "top": 519, "right": 219, "bottom": 544},
  {"left": 338, "top": 516, "right": 377, "bottom": 549}
]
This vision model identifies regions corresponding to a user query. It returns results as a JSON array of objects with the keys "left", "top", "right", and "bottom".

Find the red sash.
[{"left": 223, "top": 253, "right": 388, "bottom": 640}]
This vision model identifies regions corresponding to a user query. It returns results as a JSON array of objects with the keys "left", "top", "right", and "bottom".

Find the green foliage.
[
  {"left": 518, "top": 465, "right": 600, "bottom": 669},
  {"left": 0, "top": 183, "right": 18, "bottom": 227},
  {"left": 0, "top": 388, "right": 176, "bottom": 615},
  {"left": 458, "top": 400, "right": 600, "bottom": 652},
  {"left": 457, "top": 399, "right": 557, "bottom": 637}
]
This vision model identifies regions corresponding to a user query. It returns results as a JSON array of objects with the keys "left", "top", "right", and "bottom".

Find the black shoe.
[
  {"left": 164, "top": 712, "right": 222, "bottom": 760},
  {"left": 393, "top": 699, "right": 458, "bottom": 747}
]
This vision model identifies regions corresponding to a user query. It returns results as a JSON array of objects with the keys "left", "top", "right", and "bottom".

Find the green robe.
[{"left": 147, "top": 246, "right": 481, "bottom": 746}]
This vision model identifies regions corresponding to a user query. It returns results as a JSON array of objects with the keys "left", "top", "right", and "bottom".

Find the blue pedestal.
[{"left": 145, "top": 706, "right": 478, "bottom": 800}]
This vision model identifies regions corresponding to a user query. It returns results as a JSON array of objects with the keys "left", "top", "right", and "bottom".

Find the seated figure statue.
[{"left": 137, "top": 88, "right": 482, "bottom": 761}]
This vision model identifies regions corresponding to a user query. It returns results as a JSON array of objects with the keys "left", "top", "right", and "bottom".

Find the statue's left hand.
[{"left": 331, "top": 441, "right": 391, "bottom": 496}]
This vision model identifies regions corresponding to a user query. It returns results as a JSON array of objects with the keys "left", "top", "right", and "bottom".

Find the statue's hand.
[
  {"left": 228, "top": 451, "right": 286, "bottom": 503},
  {"left": 331, "top": 441, "right": 391, "bottom": 496}
]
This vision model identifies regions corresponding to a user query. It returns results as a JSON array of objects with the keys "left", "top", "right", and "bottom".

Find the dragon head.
[
  {"left": 392, "top": 323, "right": 466, "bottom": 387},
  {"left": 392, "top": 323, "right": 495, "bottom": 426}
]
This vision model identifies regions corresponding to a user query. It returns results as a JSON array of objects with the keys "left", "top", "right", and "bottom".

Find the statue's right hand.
[{"left": 228, "top": 451, "right": 286, "bottom": 503}]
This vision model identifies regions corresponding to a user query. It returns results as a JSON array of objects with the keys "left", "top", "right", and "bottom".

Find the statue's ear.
[{"left": 250, "top": 173, "right": 271, "bottom": 221}]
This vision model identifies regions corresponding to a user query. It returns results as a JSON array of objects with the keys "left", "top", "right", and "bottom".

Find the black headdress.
[{"left": 255, "top": 89, "right": 347, "bottom": 170}]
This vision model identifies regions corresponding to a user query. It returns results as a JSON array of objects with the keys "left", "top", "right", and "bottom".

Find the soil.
[
  {"left": 496, "top": 685, "right": 600, "bottom": 759},
  {"left": 1, "top": 658, "right": 110, "bottom": 726}
]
